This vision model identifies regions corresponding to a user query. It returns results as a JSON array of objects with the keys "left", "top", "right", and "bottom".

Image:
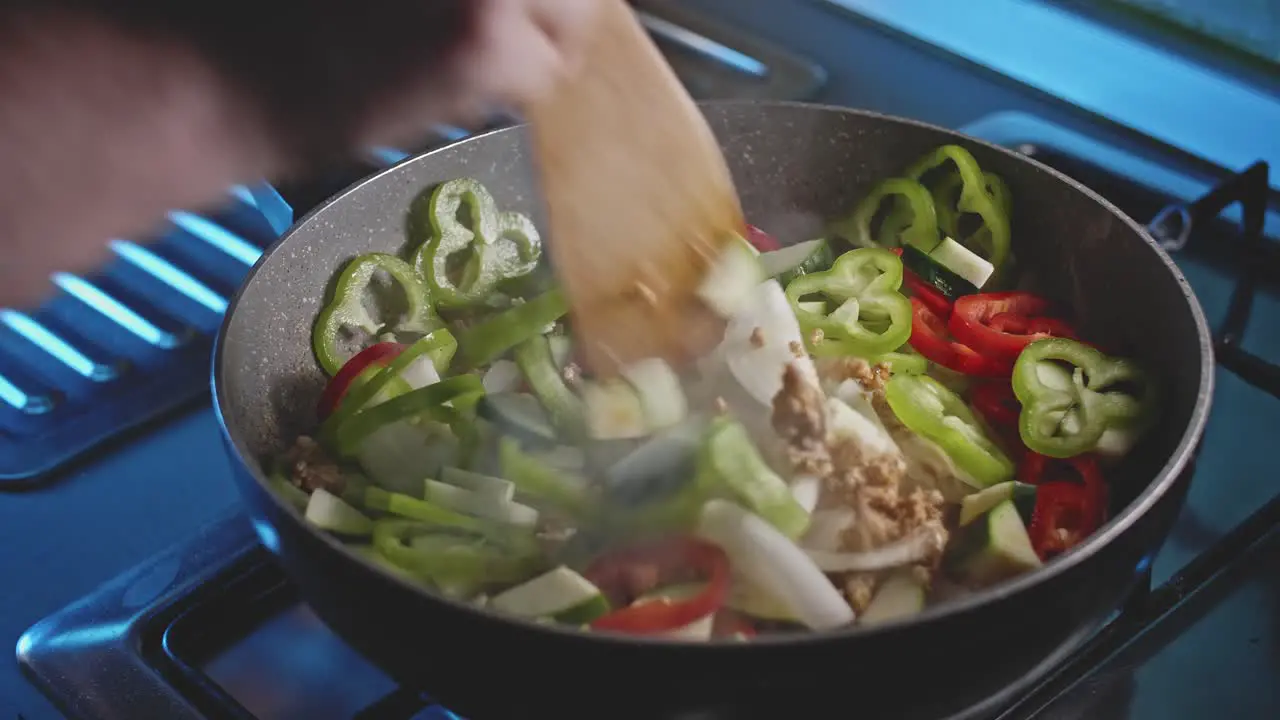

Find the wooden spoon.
[{"left": 525, "top": 0, "right": 746, "bottom": 378}]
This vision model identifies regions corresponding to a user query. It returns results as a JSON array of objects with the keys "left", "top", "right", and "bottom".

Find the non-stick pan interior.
[{"left": 217, "top": 101, "right": 1211, "bottom": 555}]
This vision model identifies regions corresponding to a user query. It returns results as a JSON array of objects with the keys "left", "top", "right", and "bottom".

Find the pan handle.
[{"left": 1147, "top": 161, "right": 1280, "bottom": 400}]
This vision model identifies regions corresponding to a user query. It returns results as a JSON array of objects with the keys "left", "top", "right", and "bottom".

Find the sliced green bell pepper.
[
  {"left": 784, "top": 247, "right": 912, "bottom": 357},
  {"left": 312, "top": 253, "right": 439, "bottom": 376},
  {"left": 334, "top": 374, "right": 484, "bottom": 457},
  {"left": 932, "top": 170, "right": 1011, "bottom": 259},
  {"left": 833, "top": 177, "right": 940, "bottom": 252},
  {"left": 412, "top": 178, "right": 542, "bottom": 309},
  {"left": 319, "top": 329, "right": 457, "bottom": 445},
  {"left": 453, "top": 287, "right": 569, "bottom": 370},
  {"left": 884, "top": 374, "right": 1014, "bottom": 487},
  {"left": 903, "top": 145, "right": 1011, "bottom": 281},
  {"left": 371, "top": 519, "right": 541, "bottom": 586},
  {"left": 498, "top": 437, "right": 593, "bottom": 516},
  {"left": 1012, "top": 338, "right": 1155, "bottom": 458},
  {"left": 695, "top": 417, "right": 811, "bottom": 538},
  {"left": 513, "top": 334, "right": 586, "bottom": 439}
]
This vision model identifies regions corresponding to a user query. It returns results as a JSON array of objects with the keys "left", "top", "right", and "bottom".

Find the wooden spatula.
[{"left": 525, "top": 0, "right": 746, "bottom": 378}]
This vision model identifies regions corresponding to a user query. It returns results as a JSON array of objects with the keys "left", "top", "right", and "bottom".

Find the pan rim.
[{"left": 211, "top": 99, "right": 1215, "bottom": 648}]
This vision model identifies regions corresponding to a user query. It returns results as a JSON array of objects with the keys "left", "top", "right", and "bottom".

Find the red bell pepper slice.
[
  {"left": 891, "top": 247, "right": 952, "bottom": 319},
  {"left": 908, "top": 298, "right": 1007, "bottom": 377},
  {"left": 316, "top": 342, "right": 405, "bottom": 419},
  {"left": 969, "top": 381, "right": 1021, "bottom": 428},
  {"left": 948, "top": 292, "right": 1078, "bottom": 365},
  {"left": 745, "top": 224, "right": 782, "bottom": 253},
  {"left": 1022, "top": 453, "right": 1107, "bottom": 560},
  {"left": 584, "top": 536, "right": 730, "bottom": 635},
  {"left": 968, "top": 380, "right": 1027, "bottom": 462}
]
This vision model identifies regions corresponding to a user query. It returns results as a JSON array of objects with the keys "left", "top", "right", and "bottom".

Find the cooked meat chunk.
[
  {"left": 283, "top": 435, "right": 345, "bottom": 494},
  {"left": 771, "top": 362, "right": 832, "bottom": 478}
]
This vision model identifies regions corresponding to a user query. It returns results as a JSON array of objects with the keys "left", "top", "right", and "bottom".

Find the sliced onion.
[
  {"left": 800, "top": 508, "right": 856, "bottom": 553},
  {"left": 789, "top": 474, "right": 821, "bottom": 514},
  {"left": 804, "top": 528, "right": 942, "bottom": 573},
  {"left": 826, "top": 395, "right": 900, "bottom": 459},
  {"left": 719, "top": 280, "right": 820, "bottom": 408},
  {"left": 482, "top": 359, "right": 522, "bottom": 394},
  {"left": 401, "top": 354, "right": 443, "bottom": 390},
  {"left": 697, "top": 499, "right": 853, "bottom": 630}
]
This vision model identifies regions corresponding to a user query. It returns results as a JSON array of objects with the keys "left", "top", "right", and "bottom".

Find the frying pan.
[{"left": 213, "top": 101, "right": 1213, "bottom": 719}]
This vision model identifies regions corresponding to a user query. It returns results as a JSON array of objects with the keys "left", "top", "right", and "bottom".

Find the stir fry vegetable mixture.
[{"left": 272, "top": 144, "right": 1158, "bottom": 639}]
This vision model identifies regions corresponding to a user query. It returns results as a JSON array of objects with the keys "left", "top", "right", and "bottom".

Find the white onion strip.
[
  {"left": 804, "top": 529, "right": 942, "bottom": 573},
  {"left": 697, "top": 499, "right": 854, "bottom": 630},
  {"left": 789, "top": 474, "right": 821, "bottom": 514}
]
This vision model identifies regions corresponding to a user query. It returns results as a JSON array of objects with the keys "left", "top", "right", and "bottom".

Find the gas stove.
[{"left": 6, "top": 2, "right": 1280, "bottom": 719}]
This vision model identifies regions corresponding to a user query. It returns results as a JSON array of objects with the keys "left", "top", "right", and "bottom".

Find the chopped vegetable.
[
  {"left": 968, "top": 380, "right": 1021, "bottom": 429},
  {"left": 958, "top": 481, "right": 1037, "bottom": 526},
  {"left": 942, "top": 499, "right": 1042, "bottom": 585},
  {"left": 304, "top": 488, "right": 374, "bottom": 536},
  {"left": 498, "top": 437, "right": 592, "bottom": 516},
  {"left": 1012, "top": 338, "right": 1155, "bottom": 458},
  {"left": 275, "top": 151, "right": 1164, "bottom": 641},
  {"left": 907, "top": 297, "right": 1008, "bottom": 377},
  {"left": 949, "top": 292, "right": 1078, "bottom": 369},
  {"left": 696, "top": 418, "right": 811, "bottom": 539},
  {"left": 899, "top": 245, "right": 978, "bottom": 301},
  {"left": 697, "top": 234, "right": 766, "bottom": 318},
  {"left": 718, "top": 280, "right": 820, "bottom": 409},
  {"left": 440, "top": 467, "right": 516, "bottom": 502},
  {"left": 620, "top": 358, "right": 688, "bottom": 431},
  {"left": 319, "top": 330, "right": 457, "bottom": 441},
  {"left": 785, "top": 247, "right": 913, "bottom": 357},
  {"left": 902, "top": 144, "right": 1011, "bottom": 280},
  {"left": 1021, "top": 452, "right": 1107, "bottom": 559},
  {"left": 333, "top": 375, "right": 484, "bottom": 457},
  {"left": 584, "top": 536, "right": 730, "bottom": 635},
  {"left": 513, "top": 333, "right": 586, "bottom": 439},
  {"left": 696, "top": 500, "right": 853, "bottom": 630},
  {"left": 897, "top": 250, "right": 954, "bottom": 320},
  {"left": 489, "top": 566, "right": 611, "bottom": 624},
  {"left": 481, "top": 359, "right": 522, "bottom": 394},
  {"left": 860, "top": 570, "right": 928, "bottom": 625},
  {"left": 453, "top": 288, "right": 569, "bottom": 371},
  {"left": 744, "top": 224, "right": 783, "bottom": 252},
  {"left": 478, "top": 393, "right": 557, "bottom": 444},
  {"left": 932, "top": 169, "right": 1012, "bottom": 271},
  {"left": 312, "top": 253, "right": 439, "bottom": 375},
  {"left": 836, "top": 177, "right": 940, "bottom": 252},
  {"left": 929, "top": 237, "right": 995, "bottom": 289},
  {"left": 423, "top": 479, "right": 540, "bottom": 527},
  {"left": 372, "top": 519, "right": 541, "bottom": 587},
  {"left": 804, "top": 529, "right": 941, "bottom": 572},
  {"left": 759, "top": 238, "right": 835, "bottom": 286},
  {"left": 316, "top": 342, "right": 405, "bottom": 419},
  {"left": 582, "top": 379, "right": 649, "bottom": 440},
  {"left": 413, "top": 178, "right": 542, "bottom": 309},
  {"left": 884, "top": 374, "right": 1014, "bottom": 488}
]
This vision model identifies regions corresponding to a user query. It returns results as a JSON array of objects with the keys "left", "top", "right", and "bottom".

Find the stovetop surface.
[{"left": 6, "top": 1, "right": 1280, "bottom": 718}]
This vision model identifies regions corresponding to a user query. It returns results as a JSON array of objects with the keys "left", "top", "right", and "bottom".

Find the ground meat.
[
  {"left": 842, "top": 572, "right": 882, "bottom": 613},
  {"left": 771, "top": 359, "right": 949, "bottom": 604},
  {"left": 283, "top": 435, "right": 345, "bottom": 494},
  {"left": 771, "top": 363, "right": 832, "bottom": 478},
  {"left": 814, "top": 356, "right": 890, "bottom": 392}
]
